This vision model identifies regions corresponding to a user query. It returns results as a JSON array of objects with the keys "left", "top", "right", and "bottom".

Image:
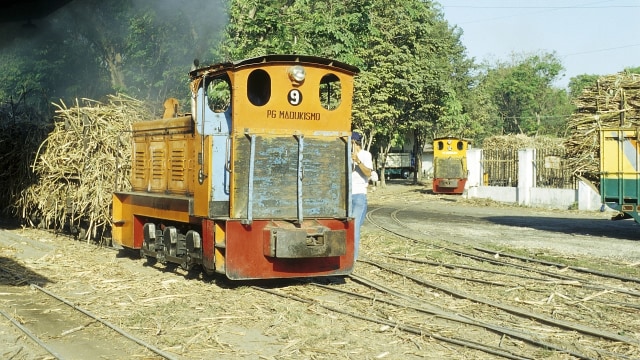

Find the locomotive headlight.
[{"left": 288, "top": 65, "right": 306, "bottom": 84}]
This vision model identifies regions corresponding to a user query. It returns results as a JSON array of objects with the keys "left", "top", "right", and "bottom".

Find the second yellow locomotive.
[
  {"left": 432, "top": 136, "right": 470, "bottom": 194},
  {"left": 112, "top": 55, "right": 359, "bottom": 280}
]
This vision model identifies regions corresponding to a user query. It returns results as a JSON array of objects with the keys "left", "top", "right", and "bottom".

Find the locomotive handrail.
[
  {"left": 243, "top": 133, "right": 256, "bottom": 225},
  {"left": 347, "top": 135, "right": 353, "bottom": 217},
  {"left": 199, "top": 75, "right": 207, "bottom": 185},
  {"left": 225, "top": 137, "right": 231, "bottom": 194},
  {"left": 295, "top": 134, "right": 304, "bottom": 224}
]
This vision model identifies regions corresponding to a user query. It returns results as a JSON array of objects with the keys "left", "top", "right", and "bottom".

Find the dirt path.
[{"left": 369, "top": 182, "right": 640, "bottom": 262}]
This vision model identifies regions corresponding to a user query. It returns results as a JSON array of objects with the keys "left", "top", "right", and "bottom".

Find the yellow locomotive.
[
  {"left": 432, "top": 136, "right": 470, "bottom": 194},
  {"left": 600, "top": 128, "right": 640, "bottom": 222},
  {"left": 112, "top": 55, "right": 359, "bottom": 280}
]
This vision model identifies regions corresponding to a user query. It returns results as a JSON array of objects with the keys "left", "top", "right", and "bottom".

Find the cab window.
[
  {"left": 247, "top": 69, "right": 271, "bottom": 106},
  {"left": 206, "top": 76, "right": 231, "bottom": 112},
  {"left": 319, "top": 74, "right": 341, "bottom": 110}
]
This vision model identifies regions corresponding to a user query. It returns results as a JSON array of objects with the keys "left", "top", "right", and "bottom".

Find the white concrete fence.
[{"left": 465, "top": 148, "right": 602, "bottom": 211}]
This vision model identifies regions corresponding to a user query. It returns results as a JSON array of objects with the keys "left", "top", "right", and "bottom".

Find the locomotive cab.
[{"left": 112, "top": 55, "right": 359, "bottom": 280}]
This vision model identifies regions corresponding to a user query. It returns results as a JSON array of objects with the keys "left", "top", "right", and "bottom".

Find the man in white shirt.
[{"left": 351, "top": 131, "right": 373, "bottom": 261}]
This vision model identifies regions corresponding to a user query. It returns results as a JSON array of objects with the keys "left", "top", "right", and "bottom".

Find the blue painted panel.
[{"left": 196, "top": 86, "right": 232, "bottom": 203}]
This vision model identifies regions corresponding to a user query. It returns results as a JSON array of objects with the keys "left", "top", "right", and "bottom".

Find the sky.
[{"left": 437, "top": 0, "right": 640, "bottom": 88}]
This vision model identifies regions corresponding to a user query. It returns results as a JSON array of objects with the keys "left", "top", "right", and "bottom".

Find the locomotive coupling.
[{"left": 263, "top": 220, "right": 347, "bottom": 258}]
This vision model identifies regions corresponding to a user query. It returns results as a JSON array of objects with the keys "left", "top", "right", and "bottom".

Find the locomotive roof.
[
  {"left": 434, "top": 136, "right": 471, "bottom": 142},
  {"left": 189, "top": 54, "right": 360, "bottom": 79}
]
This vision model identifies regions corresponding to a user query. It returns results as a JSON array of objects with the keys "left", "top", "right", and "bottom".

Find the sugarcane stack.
[
  {"left": 565, "top": 72, "right": 640, "bottom": 185},
  {"left": 21, "top": 94, "right": 153, "bottom": 241},
  {"left": 482, "top": 133, "right": 565, "bottom": 150}
]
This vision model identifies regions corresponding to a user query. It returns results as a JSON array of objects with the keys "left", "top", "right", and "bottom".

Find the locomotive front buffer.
[{"left": 263, "top": 220, "right": 347, "bottom": 258}]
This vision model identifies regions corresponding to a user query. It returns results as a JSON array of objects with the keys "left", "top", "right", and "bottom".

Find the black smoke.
[{"left": 0, "top": 0, "right": 229, "bottom": 109}]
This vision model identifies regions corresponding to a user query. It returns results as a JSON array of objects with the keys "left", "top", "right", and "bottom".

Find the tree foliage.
[
  {"left": 219, "top": 0, "right": 369, "bottom": 67},
  {"left": 349, "top": 1, "right": 470, "bottom": 181},
  {"left": 474, "top": 52, "right": 571, "bottom": 139},
  {"left": 0, "top": 0, "right": 227, "bottom": 112},
  {"left": 568, "top": 74, "right": 600, "bottom": 99},
  {"left": 1, "top": 0, "right": 634, "bottom": 169},
  {"left": 221, "top": 1, "right": 471, "bottom": 180}
]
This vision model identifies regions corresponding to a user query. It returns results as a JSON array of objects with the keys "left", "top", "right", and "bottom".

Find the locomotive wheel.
[
  {"left": 140, "top": 249, "right": 157, "bottom": 265},
  {"left": 163, "top": 262, "right": 178, "bottom": 272},
  {"left": 180, "top": 255, "right": 192, "bottom": 271},
  {"left": 202, "top": 266, "right": 216, "bottom": 277},
  {"left": 145, "top": 256, "right": 157, "bottom": 265}
]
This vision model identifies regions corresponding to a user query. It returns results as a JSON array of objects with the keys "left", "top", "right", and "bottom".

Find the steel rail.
[
  {"left": 0, "top": 267, "right": 179, "bottom": 360},
  {"left": 363, "top": 259, "right": 640, "bottom": 346},
  {"left": 30, "top": 284, "right": 180, "bottom": 360},
  {"left": 0, "top": 309, "right": 64, "bottom": 360},
  {"left": 370, "top": 206, "right": 640, "bottom": 297},
  {"left": 329, "top": 274, "right": 595, "bottom": 360},
  {"left": 388, "top": 254, "right": 640, "bottom": 298},
  {"left": 251, "top": 285, "right": 533, "bottom": 360},
  {"left": 364, "top": 205, "right": 640, "bottom": 357},
  {"left": 474, "top": 246, "right": 640, "bottom": 284}
]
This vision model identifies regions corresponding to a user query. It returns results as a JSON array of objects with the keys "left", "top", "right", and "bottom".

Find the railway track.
[
  {"left": 342, "top": 204, "right": 639, "bottom": 358},
  {"left": 253, "top": 265, "right": 638, "bottom": 359},
  {"left": 247, "top": 202, "right": 640, "bottom": 359},
  {"left": 0, "top": 267, "right": 177, "bottom": 360}
]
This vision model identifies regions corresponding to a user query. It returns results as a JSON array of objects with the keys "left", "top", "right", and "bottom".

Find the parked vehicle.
[{"left": 378, "top": 152, "right": 415, "bottom": 179}]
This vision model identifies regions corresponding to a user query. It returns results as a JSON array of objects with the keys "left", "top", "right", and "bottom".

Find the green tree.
[
  {"left": 0, "top": 0, "right": 227, "bottom": 112},
  {"left": 220, "top": 0, "right": 368, "bottom": 66},
  {"left": 568, "top": 74, "right": 599, "bottom": 99},
  {"left": 220, "top": 0, "right": 473, "bottom": 185},
  {"left": 569, "top": 67, "right": 640, "bottom": 102},
  {"left": 0, "top": 17, "right": 113, "bottom": 111},
  {"left": 478, "top": 52, "right": 569, "bottom": 137},
  {"left": 352, "top": 0, "right": 471, "bottom": 183}
]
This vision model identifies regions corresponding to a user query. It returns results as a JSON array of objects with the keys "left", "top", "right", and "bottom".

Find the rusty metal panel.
[
  {"left": 131, "top": 140, "right": 147, "bottom": 191},
  {"left": 223, "top": 219, "right": 354, "bottom": 280},
  {"left": 265, "top": 228, "right": 346, "bottom": 258},
  {"left": 535, "top": 148, "right": 575, "bottom": 189},
  {"left": 167, "top": 137, "right": 194, "bottom": 194},
  {"left": 232, "top": 134, "right": 348, "bottom": 220},
  {"left": 435, "top": 157, "right": 465, "bottom": 179},
  {"left": 129, "top": 116, "right": 196, "bottom": 194},
  {"left": 261, "top": 220, "right": 347, "bottom": 258},
  {"left": 132, "top": 116, "right": 193, "bottom": 135},
  {"left": 148, "top": 138, "right": 166, "bottom": 192}
]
